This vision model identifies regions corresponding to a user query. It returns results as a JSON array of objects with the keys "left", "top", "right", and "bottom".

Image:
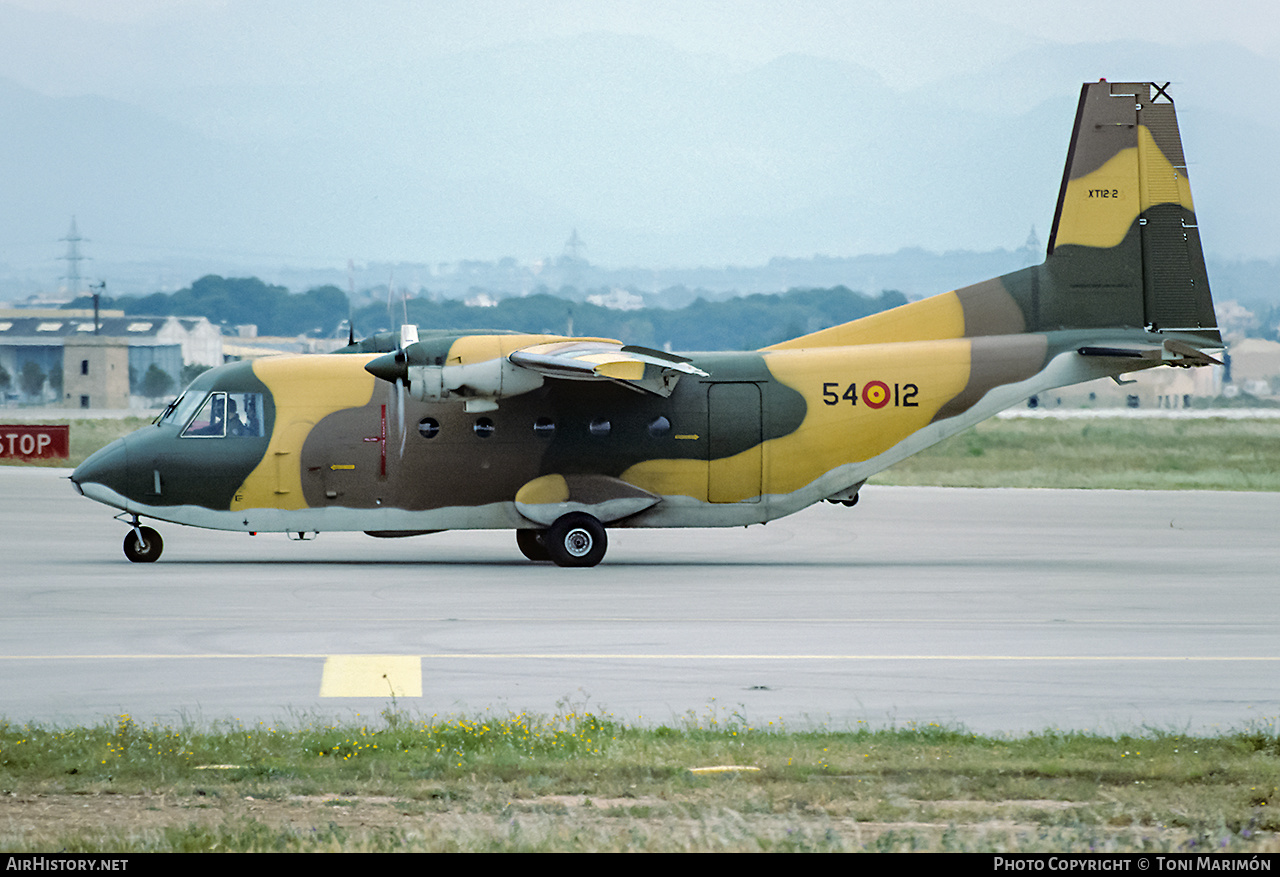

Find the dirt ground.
[{"left": 4, "top": 791, "right": 1275, "bottom": 852}]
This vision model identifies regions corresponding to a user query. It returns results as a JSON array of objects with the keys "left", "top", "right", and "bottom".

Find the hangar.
[{"left": 0, "top": 310, "right": 222, "bottom": 408}]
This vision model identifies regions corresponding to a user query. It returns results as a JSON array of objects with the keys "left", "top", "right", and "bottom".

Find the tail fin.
[
  {"left": 765, "top": 80, "right": 1220, "bottom": 351},
  {"left": 1042, "top": 80, "right": 1219, "bottom": 341}
]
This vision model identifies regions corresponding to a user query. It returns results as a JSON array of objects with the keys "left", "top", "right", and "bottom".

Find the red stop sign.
[{"left": 0, "top": 425, "right": 71, "bottom": 459}]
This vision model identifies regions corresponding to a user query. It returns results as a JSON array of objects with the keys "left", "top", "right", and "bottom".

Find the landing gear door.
[{"left": 707, "top": 382, "right": 762, "bottom": 504}]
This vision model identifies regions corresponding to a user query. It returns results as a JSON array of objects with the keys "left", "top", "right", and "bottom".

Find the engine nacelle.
[
  {"left": 406, "top": 358, "right": 544, "bottom": 411},
  {"left": 365, "top": 333, "right": 569, "bottom": 411}
]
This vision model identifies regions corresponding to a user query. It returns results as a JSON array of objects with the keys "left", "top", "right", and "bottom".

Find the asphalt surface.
[{"left": 3, "top": 465, "right": 1278, "bottom": 734}]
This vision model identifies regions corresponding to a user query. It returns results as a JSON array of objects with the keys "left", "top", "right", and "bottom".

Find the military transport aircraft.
[{"left": 71, "top": 81, "right": 1222, "bottom": 566}]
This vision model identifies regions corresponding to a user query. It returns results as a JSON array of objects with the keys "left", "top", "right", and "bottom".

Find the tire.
[
  {"left": 516, "top": 529, "right": 550, "bottom": 562},
  {"left": 544, "top": 513, "right": 607, "bottom": 568},
  {"left": 123, "top": 526, "right": 163, "bottom": 563}
]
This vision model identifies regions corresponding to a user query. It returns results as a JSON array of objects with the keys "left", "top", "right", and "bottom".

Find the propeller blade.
[{"left": 397, "top": 377, "right": 407, "bottom": 457}]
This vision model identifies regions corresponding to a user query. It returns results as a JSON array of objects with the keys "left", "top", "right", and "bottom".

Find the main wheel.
[
  {"left": 123, "top": 526, "right": 163, "bottom": 563},
  {"left": 544, "top": 513, "right": 607, "bottom": 568},
  {"left": 516, "top": 529, "right": 550, "bottom": 562}
]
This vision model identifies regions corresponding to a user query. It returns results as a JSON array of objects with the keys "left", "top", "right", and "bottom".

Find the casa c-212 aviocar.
[{"left": 71, "top": 81, "right": 1223, "bottom": 567}]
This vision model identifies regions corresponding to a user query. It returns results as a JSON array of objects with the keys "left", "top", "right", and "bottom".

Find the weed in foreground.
[{"left": 2, "top": 710, "right": 1279, "bottom": 852}]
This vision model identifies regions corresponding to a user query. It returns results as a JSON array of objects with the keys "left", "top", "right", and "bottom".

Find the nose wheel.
[{"left": 123, "top": 525, "right": 164, "bottom": 563}]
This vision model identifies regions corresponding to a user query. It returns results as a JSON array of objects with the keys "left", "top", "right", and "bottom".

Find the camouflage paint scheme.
[{"left": 72, "top": 82, "right": 1222, "bottom": 562}]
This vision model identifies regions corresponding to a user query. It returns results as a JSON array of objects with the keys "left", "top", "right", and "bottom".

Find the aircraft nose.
[{"left": 71, "top": 437, "right": 129, "bottom": 498}]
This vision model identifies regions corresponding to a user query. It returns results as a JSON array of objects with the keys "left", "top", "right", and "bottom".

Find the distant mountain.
[{"left": 0, "top": 34, "right": 1273, "bottom": 291}]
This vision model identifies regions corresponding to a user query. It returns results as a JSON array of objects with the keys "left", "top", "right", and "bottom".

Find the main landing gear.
[
  {"left": 123, "top": 521, "right": 164, "bottom": 563},
  {"left": 516, "top": 528, "right": 550, "bottom": 562},
  {"left": 517, "top": 513, "right": 608, "bottom": 568}
]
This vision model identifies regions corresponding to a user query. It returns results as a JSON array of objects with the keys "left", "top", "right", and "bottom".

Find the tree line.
[
  {"left": 367, "top": 286, "right": 907, "bottom": 351},
  {"left": 66, "top": 275, "right": 906, "bottom": 352},
  {"left": 65, "top": 276, "right": 350, "bottom": 339}
]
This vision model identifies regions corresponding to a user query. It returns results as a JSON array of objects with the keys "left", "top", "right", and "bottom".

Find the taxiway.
[{"left": 3, "top": 466, "right": 1277, "bottom": 733}]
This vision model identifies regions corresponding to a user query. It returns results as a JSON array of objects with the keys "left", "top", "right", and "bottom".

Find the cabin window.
[
  {"left": 533, "top": 417, "right": 555, "bottom": 438},
  {"left": 589, "top": 418, "right": 611, "bottom": 437},
  {"left": 473, "top": 417, "right": 495, "bottom": 438},
  {"left": 648, "top": 415, "right": 671, "bottom": 437},
  {"left": 418, "top": 417, "right": 440, "bottom": 439}
]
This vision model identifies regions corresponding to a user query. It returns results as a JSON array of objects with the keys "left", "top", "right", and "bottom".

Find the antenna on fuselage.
[{"left": 346, "top": 259, "right": 357, "bottom": 346}]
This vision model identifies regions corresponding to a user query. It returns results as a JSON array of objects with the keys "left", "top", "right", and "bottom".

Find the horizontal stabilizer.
[{"left": 1077, "top": 339, "right": 1222, "bottom": 367}]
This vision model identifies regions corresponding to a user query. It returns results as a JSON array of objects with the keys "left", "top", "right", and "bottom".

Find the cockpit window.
[
  {"left": 159, "top": 390, "right": 203, "bottom": 428},
  {"left": 226, "top": 392, "right": 265, "bottom": 437},
  {"left": 182, "top": 393, "right": 226, "bottom": 437},
  {"left": 180, "top": 392, "right": 265, "bottom": 438}
]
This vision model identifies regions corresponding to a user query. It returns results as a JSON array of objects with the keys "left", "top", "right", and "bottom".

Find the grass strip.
[
  {"left": 1, "top": 709, "right": 1277, "bottom": 852},
  {"left": 5, "top": 415, "right": 1280, "bottom": 492},
  {"left": 878, "top": 416, "right": 1280, "bottom": 491}
]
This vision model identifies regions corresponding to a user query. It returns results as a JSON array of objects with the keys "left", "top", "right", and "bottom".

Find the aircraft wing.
[
  {"left": 365, "top": 332, "right": 710, "bottom": 410},
  {"left": 509, "top": 340, "right": 708, "bottom": 397}
]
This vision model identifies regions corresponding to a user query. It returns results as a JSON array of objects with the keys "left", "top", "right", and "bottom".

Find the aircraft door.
[
  {"left": 300, "top": 403, "right": 395, "bottom": 507},
  {"left": 707, "top": 382, "right": 762, "bottom": 503},
  {"left": 275, "top": 419, "right": 318, "bottom": 505}
]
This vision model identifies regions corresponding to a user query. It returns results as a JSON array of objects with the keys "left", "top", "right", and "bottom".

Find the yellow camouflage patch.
[{"left": 231, "top": 356, "right": 378, "bottom": 511}]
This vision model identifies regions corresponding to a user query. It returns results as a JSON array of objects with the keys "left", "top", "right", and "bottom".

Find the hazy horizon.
[{"left": 1, "top": 1, "right": 1275, "bottom": 281}]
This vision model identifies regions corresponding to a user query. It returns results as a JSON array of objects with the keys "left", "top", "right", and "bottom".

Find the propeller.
[
  {"left": 394, "top": 324, "right": 416, "bottom": 456},
  {"left": 377, "top": 272, "right": 414, "bottom": 456}
]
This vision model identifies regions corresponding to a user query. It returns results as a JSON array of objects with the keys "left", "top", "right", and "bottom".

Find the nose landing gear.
[{"left": 121, "top": 516, "right": 163, "bottom": 563}]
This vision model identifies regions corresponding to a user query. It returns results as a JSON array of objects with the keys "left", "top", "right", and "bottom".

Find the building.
[
  {"left": 1223, "top": 338, "right": 1280, "bottom": 398},
  {"left": 0, "top": 310, "right": 222, "bottom": 408},
  {"left": 61, "top": 336, "right": 131, "bottom": 409}
]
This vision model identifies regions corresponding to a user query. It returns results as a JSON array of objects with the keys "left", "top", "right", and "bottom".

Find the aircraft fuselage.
[{"left": 70, "top": 81, "right": 1224, "bottom": 565}]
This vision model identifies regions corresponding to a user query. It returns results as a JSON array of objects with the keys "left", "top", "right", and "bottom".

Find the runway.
[{"left": 3, "top": 466, "right": 1278, "bottom": 734}]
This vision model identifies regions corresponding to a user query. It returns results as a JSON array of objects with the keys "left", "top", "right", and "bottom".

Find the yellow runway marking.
[{"left": 319, "top": 655, "right": 423, "bottom": 698}]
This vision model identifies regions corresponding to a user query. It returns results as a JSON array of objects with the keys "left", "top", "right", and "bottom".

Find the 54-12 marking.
[{"left": 821, "top": 381, "right": 918, "bottom": 409}]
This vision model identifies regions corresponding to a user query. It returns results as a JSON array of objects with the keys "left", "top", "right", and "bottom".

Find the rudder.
[{"left": 1045, "top": 81, "right": 1218, "bottom": 341}]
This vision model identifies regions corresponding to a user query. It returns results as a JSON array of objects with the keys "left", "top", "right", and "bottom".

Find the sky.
[
  {"left": 0, "top": 1, "right": 1276, "bottom": 273},
  {"left": 6, "top": 0, "right": 1277, "bottom": 94}
]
